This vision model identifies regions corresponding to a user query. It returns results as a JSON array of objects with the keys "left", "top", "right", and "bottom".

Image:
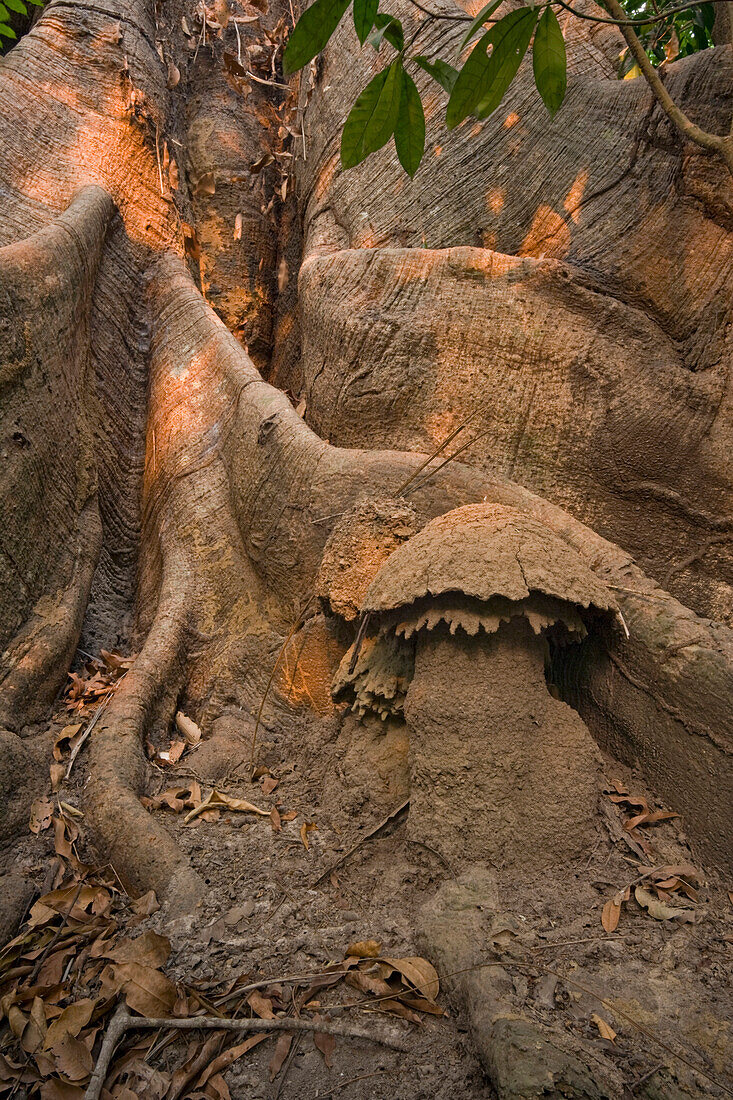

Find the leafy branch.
[{"left": 282, "top": 0, "right": 730, "bottom": 177}]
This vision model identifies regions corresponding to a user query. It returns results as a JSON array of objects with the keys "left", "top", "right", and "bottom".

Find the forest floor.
[{"left": 0, "top": 652, "right": 731, "bottom": 1100}]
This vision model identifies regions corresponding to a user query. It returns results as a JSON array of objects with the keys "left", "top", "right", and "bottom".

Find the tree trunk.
[{"left": 0, "top": 0, "right": 731, "bottom": 1092}]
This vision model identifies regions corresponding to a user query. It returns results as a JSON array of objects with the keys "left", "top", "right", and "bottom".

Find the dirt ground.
[{"left": 1, "top": 672, "right": 731, "bottom": 1100}]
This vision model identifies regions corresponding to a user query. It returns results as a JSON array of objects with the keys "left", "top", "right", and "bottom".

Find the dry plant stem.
[
  {"left": 84, "top": 1010, "right": 410, "bottom": 1100},
  {"left": 603, "top": 0, "right": 733, "bottom": 173},
  {"left": 312, "top": 799, "right": 410, "bottom": 886},
  {"left": 65, "top": 688, "right": 116, "bottom": 779},
  {"left": 243, "top": 599, "right": 315, "bottom": 778},
  {"left": 394, "top": 414, "right": 475, "bottom": 496}
]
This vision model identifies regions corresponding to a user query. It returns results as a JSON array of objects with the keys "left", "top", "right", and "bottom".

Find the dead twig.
[
  {"left": 66, "top": 688, "right": 117, "bottom": 778},
  {"left": 312, "top": 799, "right": 410, "bottom": 887},
  {"left": 394, "top": 414, "right": 476, "bottom": 497},
  {"left": 403, "top": 429, "right": 491, "bottom": 497},
  {"left": 347, "top": 611, "right": 371, "bottom": 674},
  {"left": 84, "top": 1009, "right": 410, "bottom": 1100}
]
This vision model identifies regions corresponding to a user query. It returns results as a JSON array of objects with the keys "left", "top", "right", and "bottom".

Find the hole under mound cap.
[{"left": 362, "top": 503, "right": 617, "bottom": 616}]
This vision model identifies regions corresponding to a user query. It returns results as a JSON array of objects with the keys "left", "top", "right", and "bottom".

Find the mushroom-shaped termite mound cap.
[
  {"left": 333, "top": 504, "right": 617, "bottom": 719},
  {"left": 363, "top": 503, "right": 616, "bottom": 618}
]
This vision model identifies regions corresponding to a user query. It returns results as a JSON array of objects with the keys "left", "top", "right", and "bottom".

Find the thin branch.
[
  {"left": 555, "top": 0, "right": 730, "bottom": 27},
  {"left": 602, "top": 0, "right": 733, "bottom": 173},
  {"left": 84, "top": 1010, "right": 410, "bottom": 1100}
]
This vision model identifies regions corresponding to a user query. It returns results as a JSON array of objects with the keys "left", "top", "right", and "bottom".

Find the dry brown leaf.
[
  {"left": 377, "top": 998, "right": 422, "bottom": 1024},
  {"left": 184, "top": 789, "right": 268, "bottom": 824},
  {"left": 44, "top": 1000, "right": 95, "bottom": 1050},
  {"left": 300, "top": 821, "right": 317, "bottom": 850},
  {"left": 49, "top": 764, "right": 66, "bottom": 791},
  {"left": 115, "top": 962, "right": 177, "bottom": 1017},
  {"left": 383, "top": 956, "right": 439, "bottom": 1002},
  {"left": 313, "top": 1029, "right": 335, "bottom": 1067},
  {"left": 39, "top": 1080, "right": 85, "bottom": 1099},
  {"left": 21, "top": 997, "right": 47, "bottom": 1053},
  {"left": 175, "top": 712, "right": 202, "bottom": 746},
  {"left": 268, "top": 1032, "right": 292, "bottom": 1080},
  {"left": 591, "top": 1013, "right": 616, "bottom": 1042},
  {"left": 246, "top": 990, "right": 275, "bottom": 1019},
  {"left": 166, "top": 61, "right": 180, "bottom": 87},
  {"left": 51, "top": 1033, "right": 93, "bottom": 1081},
  {"left": 345, "top": 940, "right": 382, "bottom": 959},
  {"left": 261, "top": 776, "right": 279, "bottom": 796},
  {"left": 30, "top": 798, "right": 54, "bottom": 835},
  {"left": 634, "top": 885, "right": 695, "bottom": 923},
  {"left": 109, "top": 931, "right": 171, "bottom": 969},
  {"left": 199, "top": 1035, "right": 268, "bottom": 1084},
  {"left": 53, "top": 726, "right": 82, "bottom": 760},
  {"left": 601, "top": 899, "right": 621, "bottom": 933},
  {"left": 270, "top": 807, "right": 281, "bottom": 833},
  {"left": 131, "top": 890, "right": 160, "bottom": 917}
]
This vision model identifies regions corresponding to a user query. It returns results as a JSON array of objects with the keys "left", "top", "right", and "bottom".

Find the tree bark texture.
[{"left": 0, "top": 0, "right": 731, "bottom": 904}]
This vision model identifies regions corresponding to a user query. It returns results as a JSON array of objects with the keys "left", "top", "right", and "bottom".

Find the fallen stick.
[
  {"left": 312, "top": 799, "right": 410, "bottom": 887},
  {"left": 84, "top": 1004, "right": 410, "bottom": 1100}
]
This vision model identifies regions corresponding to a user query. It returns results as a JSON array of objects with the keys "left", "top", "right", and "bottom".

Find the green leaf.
[
  {"left": 460, "top": 0, "right": 503, "bottom": 49},
  {"left": 283, "top": 0, "right": 350, "bottom": 75},
  {"left": 475, "top": 7, "right": 538, "bottom": 118},
  {"left": 414, "top": 55, "right": 459, "bottom": 94},
  {"left": 0, "top": 5, "right": 9, "bottom": 17},
  {"left": 353, "top": 0, "right": 378, "bottom": 44},
  {"left": 0, "top": 21, "right": 17, "bottom": 36},
  {"left": 447, "top": 6, "right": 537, "bottom": 128},
  {"left": 26, "top": 0, "right": 44, "bottom": 5},
  {"left": 367, "top": 11, "right": 403, "bottom": 51},
  {"left": 532, "top": 6, "right": 566, "bottom": 116},
  {"left": 3, "top": 0, "right": 26, "bottom": 12},
  {"left": 394, "top": 69, "right": 425, "bottom": 177},
  {"left": 341, "top": 59, "right": 403, "bottom": 169}
]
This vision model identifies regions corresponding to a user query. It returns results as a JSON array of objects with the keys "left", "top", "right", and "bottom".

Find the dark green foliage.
[
  {"left": 395, "top": 69, "right": 425, "bottom": 176},
  {"left": 282, "top": 0, "right": 717, "bottom": 174},
  {"left": 533, "top": 6, "right": 566, "bottom": 117}
]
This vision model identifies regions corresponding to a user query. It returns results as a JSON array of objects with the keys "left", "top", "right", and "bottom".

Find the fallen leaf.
[
  {"left": 49, "top": 764, "right": 66, "bottom": 791},
  {"left": 183, "top": 789, "right": 269, "bottom": 824},
  {"left": 601, "top": 899, "right": 621, "bottom": 933},
  {"left": 114, "top": 962, "right": 177, "bottom": 1017},
  {"left": 199, "top": 1036, "right": 268, "bottom": 1084},
  {"left": 261, "top": 776, "right": 279, "bottom": 796},
  {"left": 270, "top": 807, "right": 281, "bottom": 832},
  {"left": 44, "top": 1000, "right": 95, "bottom": 1050},
  {"left": 591, "top": 1013, "right": 616, "bottom": 1042},
  {"left": 246, "top": 991, "right": 275, "bottom": 1019},
  {"left": 634, "top": 885, "right": 695, "bottom": 923},
  {"left": 300, "top": 821, "right": 317, "bottom": 850},
  {"left": 313, "top": 1029, "right": 335, "bottom": 1067},
  {"left": 30, "top": 798, "right": 54, "bottom": 835},
  {"left": 376, "top": 998, "right": 422, "bottom": 1024},
  {"left": 51, "top": 1033, "right": 93, "bottom": 1081},
  {"left": 383, "top": 956, "right": 439, "bottom": 1002},
  {"left": 109, "top": 931, "right": 171, "bottom": 969},
  {"left": 53, "top": 725, "right": 83, "bottom": 761},
  {"left": 166, "top": 61, "right": 180, "bottom": 87},
  {"left": 131, "top": 891, "right": 160, "bottom": 917},
  {"left": 268, "top": 1032, "right": 292, "bottom": 1080},
  {"left": 175, "top": 712, "right": 202, "bottom": 746},
  {"left": 345, "top": 940, "right": 381, "bottom": 959}
]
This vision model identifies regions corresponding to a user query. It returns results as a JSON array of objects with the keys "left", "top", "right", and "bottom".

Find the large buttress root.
[{"left": 0, "top": 188, "right": 114, "bottom": 727}]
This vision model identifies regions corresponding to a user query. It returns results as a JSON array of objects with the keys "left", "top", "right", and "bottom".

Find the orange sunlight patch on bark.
[
  {"left": 314, "top": 154, "right": 339, "bottom": 201},
  {"left": 503, "top": 112, "right": 520, "bottom": 129},
  {"left": 486, "top": 187, "right": 506, "bottom": 215},
  {"left": 274, "top": 617, "right": 345, "bottom": 715},
  {"left": 564, "top": 168, "right": 589, "bottom": 224},
  {"left": 518, "top": 205, "right": 570, "bottom": 258}
]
